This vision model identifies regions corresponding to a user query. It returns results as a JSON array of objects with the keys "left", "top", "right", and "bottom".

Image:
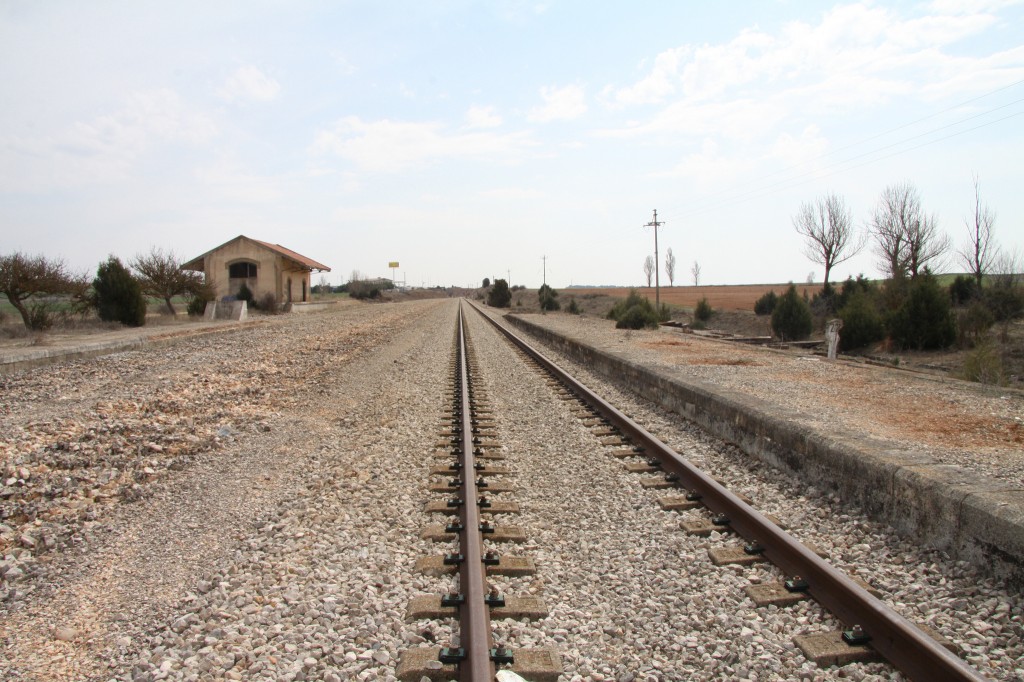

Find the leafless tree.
[
  {"left": 959, "top": 175, "right": 998, "bottom": 288},
  {"left": 131, "top": 247, "right": 203, "bottom": 315},
  {"left": 665, "top": 247, "right": 677, "bottom": 286},
  {"left": 691, "top": 260, "right": 701, "bottom": 286},
  {"left": 869, "top": 182, "right": 949, "bottom": 279},
  {"left": 904, "top": 212, "right": 949, "bottom": 278},
  {"left": 643, "top": 255, "right": 655, "bottom": 287},
  {"left": 0, "top": 252, "right": 88, "bottom": 329},
  {"left": 792, "top": 193, "right": 863, "bottom": 291}
]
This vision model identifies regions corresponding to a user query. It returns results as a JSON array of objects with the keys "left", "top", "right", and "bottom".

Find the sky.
[{"left": 1, "top": 1, "right": 1022, "bottom": 289}]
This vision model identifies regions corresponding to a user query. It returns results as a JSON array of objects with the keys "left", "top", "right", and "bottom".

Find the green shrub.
[
  {"left": 567, "top": 297, "right": 581, "bottom": 315},
  {"left": 694, "top": 297, "right": 713, "bottom": 322},
  {"left": 838, "top": 290, "right": 884, "bottom": 351},
  {"left": 186, "top": 279, "right": 215, "bottom": 316},
  {"left": 771, "top": 284, "right": 813, "bottom": 341},
  {"left": 236, "top": 282, "right": 255, "bottom": 305},
  {"left": 984, "top": 286, "right": 1024, "bottom": 323},
  {"left": 961, "top": 342, "right": 1004, "bottom": 385},
  {"left": 538, "top": 284, "right": 560, "bottom": 311},
  {"left": 949, "top": 275, "right": 978, "bottom": 306},
  {"left": 886, "top": 271, "right": 956, "bottom": 350},
  {"left": 957, "top": 302, "right": 994, "bottom": 348},
  {"left": 349, "top": 281, "right": 382, "bottom": 300},
  {"left": 607, "top": 288, "right": 659, "bottom": 329},
  {"left": 835, "top": 275, "right": 873, "bottom": 311},
  {"left": 93, "top": 256, "right": 147, "bottom": 327},
  {"left": 487, "top": 279, "right": 511, "bottom": 308},
  {"left": 753, "top": 291, "right": 777, "bottom": 316}
]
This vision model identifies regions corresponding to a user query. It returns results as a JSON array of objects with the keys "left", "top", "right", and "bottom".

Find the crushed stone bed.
[{"left": 2, "top": 300, "right": 1020, "bottom": 681}]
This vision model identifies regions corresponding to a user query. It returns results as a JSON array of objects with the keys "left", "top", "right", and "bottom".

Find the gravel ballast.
[{"left": 2, "top": 300, "right": 1020, "bottom": 681}]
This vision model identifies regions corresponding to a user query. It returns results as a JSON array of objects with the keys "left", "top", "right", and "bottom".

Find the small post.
[{"left": 826, "top": 318, "right": 843, "bottom": 360}]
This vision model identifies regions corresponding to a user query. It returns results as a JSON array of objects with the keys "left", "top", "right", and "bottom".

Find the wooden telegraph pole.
[{"left": 644, "top": 210, "right": 664, "bottom": 308}]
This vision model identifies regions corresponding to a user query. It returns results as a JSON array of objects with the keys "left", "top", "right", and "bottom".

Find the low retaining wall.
[{"left": 506, "top": 314, "right": 1024, "bottom": 588}]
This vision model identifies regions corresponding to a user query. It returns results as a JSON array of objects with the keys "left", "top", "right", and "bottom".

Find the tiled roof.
[{"left": 182, "top": 235, "right": 330, "bottom": 272}]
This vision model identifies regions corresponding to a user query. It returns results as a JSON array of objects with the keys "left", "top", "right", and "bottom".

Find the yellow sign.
[{"left": 388, "top": 261, "right": 399, "bottom": 268}]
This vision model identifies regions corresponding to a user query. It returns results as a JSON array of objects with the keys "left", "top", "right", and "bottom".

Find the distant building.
[{"left": 182, "top": 235, "right": 330, "bottom": 306}]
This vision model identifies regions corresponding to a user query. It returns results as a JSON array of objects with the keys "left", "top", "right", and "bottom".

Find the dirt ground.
[{"left": 561, "top": 284, "right": 817, "bottom": 312}]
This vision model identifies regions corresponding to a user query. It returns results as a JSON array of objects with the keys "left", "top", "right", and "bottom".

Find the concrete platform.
[{"left": 504, "top": 313, "right": 1024, "bottom": 588}]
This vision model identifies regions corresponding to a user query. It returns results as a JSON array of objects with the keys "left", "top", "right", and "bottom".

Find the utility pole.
[
  {"left": 644, "top": 209, "right": 664, "bottom": 308},
  {"left": 542, "top": 255, "right": 547, "bottom": 287}
]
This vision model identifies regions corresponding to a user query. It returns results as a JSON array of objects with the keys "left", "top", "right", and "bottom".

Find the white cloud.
[
  {"left": 611, "top": 47, "right": 689, "bottom": 106},
  {"left": 219, "top": 65, "right": 281, "bottom": 102},
  {"left": 310, "top": 116, "right": 534, "bottom": 172},
  {"left": 465, "top": 105, "right": 502, "bottom": 129},
  {"left": 528, "top": 84, "right": 587, "bottom": 122},
  {"left": 0, "top": 89, "right": 217, "bottom": 191},
  {"left": 600, "top": 1, "right": 1024, "bottom": 144}
]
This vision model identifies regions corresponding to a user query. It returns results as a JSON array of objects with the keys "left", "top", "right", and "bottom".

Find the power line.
[
  {"left": 669, "top": 94, "right": 1024, "bottom": 220},
  {"left": 674, "top": 78, "right": 1024, "bottom": 216}
]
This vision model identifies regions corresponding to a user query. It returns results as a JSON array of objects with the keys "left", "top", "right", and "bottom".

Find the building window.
[{"left": 229, "top": 262, "right": 257, "bottom": 278}]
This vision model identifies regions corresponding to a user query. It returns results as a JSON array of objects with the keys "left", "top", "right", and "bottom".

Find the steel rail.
[
  {"left": 467, "top": 301, "right": 988, "bottom": 682},
  {"left": 454, "top": 303, "right": 496, "bottom": 681}
]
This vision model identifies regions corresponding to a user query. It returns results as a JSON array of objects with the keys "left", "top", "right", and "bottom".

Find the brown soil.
[{"left": 563, "top": 284, "right": 816, "bottom": 312}]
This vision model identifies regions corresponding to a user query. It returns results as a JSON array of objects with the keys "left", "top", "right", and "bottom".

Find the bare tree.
[
  {"left": 792, "top": 193, "right": 863, "bottom": 291},
  {"left": 959, "top": 175, "right": 998, "bottom": 288},
  {"left": 904, "top": 213, "right": 949, "bottom": 277},
  {"left": 0, "top": 252, "right": 87, "bottom": 329},
  {"left": 691, "top": 260, "right": 701, "bottom": 286},
  {"left": 869, "top": 182, "right": 948, "bottom": 279},
  {"left": 642, "top": 255, "right": 655, "bottom": 287},
  {"left": 131, "top": 247, "right": 203, "bottom": 315},
  {"left": 665, "top": 247, "right": 677, "bottom": 286},
  {"left": 870, "top": 182, "right": 916, "bottom": 278}
]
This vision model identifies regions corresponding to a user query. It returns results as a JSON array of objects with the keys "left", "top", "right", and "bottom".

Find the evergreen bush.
[
  {"left": 694, "top": 297, "right": 713, "bottom": 322},
  {"left": 607, "top": 289, "right": 659, "bottom": 329},
  {"left": 186, "top": 279, "right": 215, "bottom": 316},
  {"left": 886, "top": 271, "right": 956, "bottom": 350},
  {"left": 236, "top": 282, "right": 255, "bottom": 305},
  {"left": 538, "top": 283, "right": 560, "bottom": 311},
  {"left": 949, "top": 275, "right": 978, "bottom": 306},
  {"left": 567, "top": 297, "right": 581, "bottom": 315},
  {"left": 837, "top": 290, "right": 884, "bottom": 351},
  {"left": 487, "top": 279, "right": 511, "bottom": 307},
  {"left": 771, "top": 284, "right": 812, "bottom": 340},
  {"left": 753, "top": 291, "right": 777, "bottom": 315},
  {"left": 93, "top": 256, "right": 147, "bottom": 327}
]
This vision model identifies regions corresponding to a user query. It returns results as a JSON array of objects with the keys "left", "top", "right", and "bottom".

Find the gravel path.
[
  {"left": 2, "top": 300, "right": 1020, "bottom": 682},
  {"left": 1, "top": 300, "right": 451, "bottom": 681}
]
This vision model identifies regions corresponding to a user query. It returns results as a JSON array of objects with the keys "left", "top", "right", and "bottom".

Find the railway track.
[
  {"left": 5, "top": 299, "right": 1016, "bottom": 681},
  {"left": 400, "top": 301, "right": 990, "bottom": 681}
]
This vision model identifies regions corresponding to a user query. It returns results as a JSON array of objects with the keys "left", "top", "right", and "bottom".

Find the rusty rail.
[
  {"left": 468, "top": 301, "right": 988, "bottom": 682},
  {"left": 452, "top": 303, "right": 496, "bottom": 681}
]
